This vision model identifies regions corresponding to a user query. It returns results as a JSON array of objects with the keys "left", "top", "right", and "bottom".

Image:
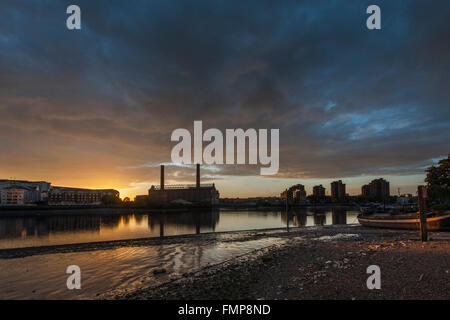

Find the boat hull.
[{"left": 357, "top": 213, "right": 450, "bottom": 231}]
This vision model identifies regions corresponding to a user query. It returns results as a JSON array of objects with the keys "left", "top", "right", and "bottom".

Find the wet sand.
[{"left": 101, "top": 226, "right": 450, "bottom": 300}]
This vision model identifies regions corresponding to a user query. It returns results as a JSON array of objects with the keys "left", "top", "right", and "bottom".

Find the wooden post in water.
[
  {"left": 285, "top": 190, "right": 289, "bottom": 232},
  {"left": 417, "top": 186, "right": 428, "bottom": 242},
  {"left": 160, "top": 215, "right": 166, "bottom": 238}
]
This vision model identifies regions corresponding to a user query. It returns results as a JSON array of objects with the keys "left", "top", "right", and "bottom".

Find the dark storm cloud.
[{"left": 0, "top": 0, "right": 449, "bottom": 184}]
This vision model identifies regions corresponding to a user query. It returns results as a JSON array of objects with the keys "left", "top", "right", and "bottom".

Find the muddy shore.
[
  {"left": 1, "top": 225, "right": 448, "bottom": 299},
  {"left": 99, "top": 226, "right": 449, "bottom": 300}
]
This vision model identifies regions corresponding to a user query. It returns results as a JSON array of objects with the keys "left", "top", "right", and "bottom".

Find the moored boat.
[{"left": 357, "top": 212, "right": 450, "bottom": 231}]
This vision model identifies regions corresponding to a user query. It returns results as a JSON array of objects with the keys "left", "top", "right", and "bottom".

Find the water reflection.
[
  {"left": 148, "top": 210, "right": 220, "bottom": 236},
  {"left": 0, "top": 237, "right": 285, "bottom": 299},
  {"left": 283, "top": 207, "right": 351, "bottom": 227},
  {"left": 0, "top": 207, "right": 359, "bottom": 249},
  {"left": 332, "top": 207, "right": 347, "bottom": 225}
]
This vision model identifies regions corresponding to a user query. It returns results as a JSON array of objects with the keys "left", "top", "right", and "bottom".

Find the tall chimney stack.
[
  {"left": 196, "top": 163, "right": 200, "bottom": 188},
  {"left": 160, "top": 165, "right": 165, "bottom": 190}
]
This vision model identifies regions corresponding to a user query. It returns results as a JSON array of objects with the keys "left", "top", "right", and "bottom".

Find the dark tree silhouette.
[
  {"left": 101, "top": 194, "right": 122, "bottom": 205},
  {"left": 425, "top": 154, "right": 450, "bottom": 203}
]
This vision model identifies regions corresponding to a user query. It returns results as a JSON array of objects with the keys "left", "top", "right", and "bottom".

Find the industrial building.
[{"left": 148, "top": 164, "right": 219, "bottom": 206}]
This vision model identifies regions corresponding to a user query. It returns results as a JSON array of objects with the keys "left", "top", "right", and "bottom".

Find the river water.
[
  {"left": 0, "top": 207, "right": 358, "bottom": 249},
  {"left": 0, "top": 207, "right": 359, "bottom": 299}
]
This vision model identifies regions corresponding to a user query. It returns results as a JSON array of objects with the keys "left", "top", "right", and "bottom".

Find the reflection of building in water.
[
  {"left": 148, "top": 164, "right": 219, "bottom": 206},
  {"left": 0, "top": 218, "right": 25, "bottom": 238},
  {"left": 291, "top": 212, "right": 307, "bottom": 227},
  {"left": 148, "top": 209, "right": 220, "bottom": 236},
  {"left": 281, "top": 184, "right": 306, "bottom": 205},
  {"left": 313, "top": 212, "right": 326, "bottom": 226},
  {"left": 0, "top": 211, "right": 221, "bottom": 242},
  {"left": 331, "top": 208, "right": 347, "bottom": 225},
  {"left": 285, "top": 208, "right": 349, "bottom": 227},
  {"left": 283, "top": 208, "right": 308, "bottom": 227},
  {"left": 0, "top": 215, "right": 104, "bottom": 239},
  {"left": 47, "top": 215, "right": 102, "bottom": 232}
]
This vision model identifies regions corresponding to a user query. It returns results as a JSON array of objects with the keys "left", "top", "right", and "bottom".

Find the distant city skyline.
[
  {"left": 0, "top": 171, "right": 430, "bottom": 200},
  {"left": 0, "top": 1, "right": 448, "bottom": 199}
]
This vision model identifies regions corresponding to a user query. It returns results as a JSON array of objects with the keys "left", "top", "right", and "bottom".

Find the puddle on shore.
[
  {"left": 313, "top": 233, "right": 361, "bottom": 241},
  {"left": 0, "top": 237, "right": 286, "bottom": 299}
]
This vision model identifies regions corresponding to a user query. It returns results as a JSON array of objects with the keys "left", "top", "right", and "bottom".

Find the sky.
[{"left": 0, "top": 0, "right": 449, "bottom": 199}]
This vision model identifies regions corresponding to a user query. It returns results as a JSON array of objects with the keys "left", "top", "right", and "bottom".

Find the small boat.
[
  {"left": 359, "top": 203, "right": 396, "bottom": 215},
  {"left": 359, "top": 202, "right": 381, "bottom": 215},
  {"left": 357, "top": 212, "right": 450, "bottom": 231},
  {"left": 393, "top": 203, "right": 418, "bottom": 213}
]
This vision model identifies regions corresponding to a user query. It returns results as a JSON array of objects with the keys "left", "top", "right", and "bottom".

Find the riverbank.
[
  {"left": 1, "top": 225, "right": 448, "bottom": 299},
  {"left": 101, "top": 226, "right": 449, "bottom": 300}
]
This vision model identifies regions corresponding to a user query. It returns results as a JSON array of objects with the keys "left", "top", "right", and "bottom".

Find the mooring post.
[
  {"left": 160, "top": 215, "right": 166, "bottom": 238},
  {"left": 285, "top": 190, "right": 289, "bottom": 232},
  {"left": 417, "top": 185, "right": 428, "bottom": 242}
]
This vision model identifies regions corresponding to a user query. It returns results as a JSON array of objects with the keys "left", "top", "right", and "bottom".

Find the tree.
[
  {"left": 101, "top": 194, "right": 122, "bottom": 205},
  {"left": 123, "top": 197, "right": 131, "bottom": 202},
  {"left": 425, "top": 154, "right": 450, "bottom": 203}
]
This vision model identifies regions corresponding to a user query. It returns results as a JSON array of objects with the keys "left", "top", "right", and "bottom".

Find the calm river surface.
[
  {"left": 0, "top": 207, "right": 359, "bottom": 249},
  {"left": 0, "top": 207, "right": 359, "bottom": 299}
]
